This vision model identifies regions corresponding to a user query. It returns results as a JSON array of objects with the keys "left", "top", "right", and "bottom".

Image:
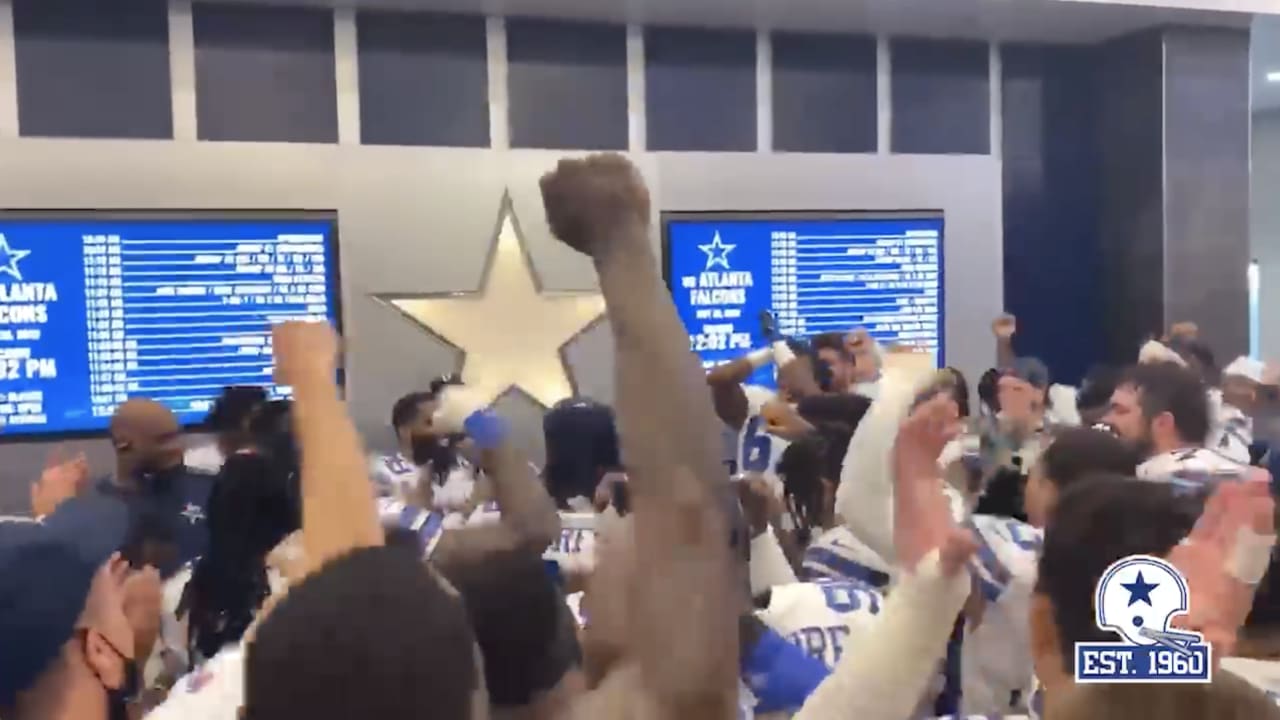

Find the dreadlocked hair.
[
  {"left": 182, "top": 449, "right": 300, "bottom": 662},
  {"left": 777, "top": 430, "right": 827, "bottom": 548}
]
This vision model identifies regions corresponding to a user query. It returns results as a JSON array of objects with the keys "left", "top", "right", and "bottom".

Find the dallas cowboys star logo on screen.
[
  {"left": 1074, "top": 554, "right": 1211, "bottom": 684},
  {"left": 0, "top": 234, "right": 32, "bottom": 282},
  {"left": 698, "top": 231, "right": 735, "bottom": 271}
]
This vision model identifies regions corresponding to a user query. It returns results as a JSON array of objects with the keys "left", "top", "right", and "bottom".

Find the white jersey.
[
  {"left": 1136, "top": 446, "right": 1249, "bottom": 488},
  {"left": 147, "top": 644, "right": 245, "bottom": 720},
  {"left": 961, "top": 515, "right": 1041, "bottom": 716},
  {"left": 376, "top": 497, "right": 450, "bottom": 560},
  {"left": 800, "top": 525, "right": 893, "bottom": 589},
  {"left": 738, "top": 385, "right": 791, "bottom": 482},
  {"left": 468, "top": 502, "right": 597, "bottom": 574},
  {"left": 755, "top": 580, "right": 884, "bottom": 670},
  {"left": 369, "top": 452, "right": 477, "bottom": 513},
  {"left": 1208, "top": 388, "right": 1253, "bottom": 465}
]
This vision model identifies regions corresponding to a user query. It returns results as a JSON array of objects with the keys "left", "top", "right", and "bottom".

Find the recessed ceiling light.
[{"left": 1268, "top": 71, "right": 1280, "bottom": 83}]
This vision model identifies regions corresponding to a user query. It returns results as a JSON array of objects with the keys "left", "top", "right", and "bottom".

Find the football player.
[
  {"left": 1104, "top": 361, "right": 1247, "bottom": 484},
  {"left": 369, "top": 375, "right": 477, "bottom": 514}
]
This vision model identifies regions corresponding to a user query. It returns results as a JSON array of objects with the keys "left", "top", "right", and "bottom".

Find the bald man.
[{"left": 96, "top": 399, "right": 214, "bottom": 577}]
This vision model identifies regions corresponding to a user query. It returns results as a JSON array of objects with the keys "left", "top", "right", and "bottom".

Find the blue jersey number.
[
  {"left": 741, "top": 417, "right": 773, "bottom": 473},
  {"left": 819, "top": 581, "right": 881, "bottom": 615}
]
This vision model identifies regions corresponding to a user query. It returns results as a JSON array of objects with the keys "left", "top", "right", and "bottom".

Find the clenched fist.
[
  {"left": 272, "top": 321, "right": 340, "bottom": 386},
  {"left": 992, "top": 313, "right": 1016, "bottom": 340},
  {"left": 539, "top": 154, "right": 650, "bottom": 258}
]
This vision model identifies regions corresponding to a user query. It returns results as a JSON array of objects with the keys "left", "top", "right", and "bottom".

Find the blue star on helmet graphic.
[
  {"left": 698, "top": 232, "right": 736, "bottom": 271},
  {"left": 0, "top": 234, "right": 31, "bottom": 282},
  {"left": 1121, "top": 571, "right": 1159, "bottom": 607}
]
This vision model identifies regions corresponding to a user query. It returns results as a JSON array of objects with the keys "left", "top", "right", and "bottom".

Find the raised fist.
[
  {"left": 539, "top": 154, "right": 651, "bottom": 257},
  {"left": 845, "top": 328, "right": 871, "bottom": 354},
  {"left": 992, "top": 313, "right": 1016, "bottom": 340},
  {"left": 272, "top": 321, "right": 340, "bottom": 386},
  {"left": 1168, "top": 321, "right": 1199, "bottom": 342}
]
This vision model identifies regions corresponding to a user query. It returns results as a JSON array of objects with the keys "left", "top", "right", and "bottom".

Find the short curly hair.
[{"left": 244, "top": 546, "right": 479, "bottom": 720}]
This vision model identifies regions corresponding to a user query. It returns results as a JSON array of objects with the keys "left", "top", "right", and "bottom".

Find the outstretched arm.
[
  {"left": 794, "top": 394, "right": 976, "bottom": 720},
  {"left": 993, "top": 313, "right": 1016, "bottom": 369},
  {"left": 430, "top": 387, "right": 561, "bottom": 574},
  {"left": 272, "top": 322, "right": 383, "bottom": 574},
  {"left": 541, "top": 154, "right": 737, "bottom": 719}
]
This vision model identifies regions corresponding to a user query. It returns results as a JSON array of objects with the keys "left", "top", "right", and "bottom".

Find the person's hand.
[
  {"left": 30, "top": 449, "right": 89, "bottom": 517},
  {"left": 1168, "top": 321, "right": 1199, "bottom": 342},
  {"left": 992, "top": 313, "right": 1017, "bottom": 340},
  {"left": 893, "top": 394, "right": 975, "bottom": 575},
  {"left": 539, "top": 154, "right": 651, "bottom": 258},
  {"left": 122, "top": 565, "right": 163, "bottom": 656},
  {"left": 593, "top": 471, "right": 628, "bottom": 512},
  {"left": 431, "top": 384, "right": 490, "bottom": 434},
  {"left": 760, "top": 398, "right": 812, "bottom": 440},
  {"left": 1167, "top": 472, "right": 1276, "bottom": 659},
  {"left": 271, "top": 321, "right": 340, "bottom": 386},
  {"left": 844, "top": 328, "right": 871, "bottom": 356},
  {"left": 736, "top": 474, "right": 784, "bottom": 536}
]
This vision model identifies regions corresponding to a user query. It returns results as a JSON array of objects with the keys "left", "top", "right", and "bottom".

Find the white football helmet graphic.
[{"left": 1095, "top": 554, "right": 1201, "bottom": 652}]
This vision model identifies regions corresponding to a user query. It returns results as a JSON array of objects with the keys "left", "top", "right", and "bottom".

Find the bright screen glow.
[
  {"left": 664, "top": 212, "right": 944, "bottom": 388},
  {"left": 0, "top": 213, "right": 341, "bottom": 436}
]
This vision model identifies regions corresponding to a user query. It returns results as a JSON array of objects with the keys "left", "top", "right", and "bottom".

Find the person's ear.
[
  {"left": 1153, "top": 411, "right": 1177, "bottom": 437},
  {"left": 81, "top": 628, "right": 125, "bottom": 690}
]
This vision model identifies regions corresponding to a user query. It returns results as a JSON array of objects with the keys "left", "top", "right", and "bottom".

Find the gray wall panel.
[
  {"left": 891, "top": 38, "right": 990, "bottom": 155},
  {"left": 356, "top": 11, "right": 489, "bottom": 148},
  {"left": 507, "top": 18, "right": 628, "bottom": 150},
  {"left": 13, "top": 0, "right": 172, "bottom": 139},
  {"left": 1163, "top": 27, "right": 1251, "bottom": 360},
  {"left": 771, "top": 32, "right": 877, "bottom": 154},
  {"left": 0, "top": 142, "right": 998, "bottom": 513},
  {"left": 645, "top": 27, "right": 757, "bottom": 152},
  {"left": 1096, "top": 31, "right": 1166, "bottom": 362},
  {"left": 193, "top": 3, "right": 338, "bottom": 143}
]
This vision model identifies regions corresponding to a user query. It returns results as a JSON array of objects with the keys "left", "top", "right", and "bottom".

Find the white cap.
[{"left": 1224, "top": 356, "right": 1266, "bottom": 383}]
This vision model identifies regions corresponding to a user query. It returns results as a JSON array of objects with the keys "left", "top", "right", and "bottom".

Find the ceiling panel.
[{"left": 209, "top": 0, "right": 1249, "bottom": 43}]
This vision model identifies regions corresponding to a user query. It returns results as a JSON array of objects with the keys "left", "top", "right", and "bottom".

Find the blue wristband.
[
  {"left": 464, "top": 409, "right": 508, "bottom": 450},
  {"left": 742, "top": 627, "right": 830, "bottom": 713}
]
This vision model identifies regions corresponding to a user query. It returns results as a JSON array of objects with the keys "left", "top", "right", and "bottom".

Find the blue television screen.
[
  {"left": 664, "top": 211, "right": 943, "bottom": 388},
  {"left": 0, "top": 213, "right": 341, "bottom": 436}
]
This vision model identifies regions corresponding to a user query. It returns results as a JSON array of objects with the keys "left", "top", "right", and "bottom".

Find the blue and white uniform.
[
  {"left": 1136, "top": 446, "right": 1249, "bottom": 488},
  {"left": 755, "top": 580, "right": 885, "bottom": 671},
  {"left": 800, "top": 526, "right": 893, "bottom": 590},
  {"left": 369, "top": 451, "right": 477, "bottom": 514},
  {"left": 961, "top": 515, "right": 1042, "bottom": 716},
  {"left": 468, "top": 501, "right": 598, "bottom": 574},
  {"left": 739, "top": 385, "right": 792, "bottom": 491}
]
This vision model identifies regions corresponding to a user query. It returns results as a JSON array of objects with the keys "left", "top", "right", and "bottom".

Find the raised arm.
[
  {"left": 272, "top": 322, "right": 383, "bottom": 573},
  {"left": 794, "top": 394, "right": 976, "bottom": 720},
  {"left": 993, "top": 313, "right": 1017, "bottom": 369},
  {"left": 429, "top": 386, "right": 561, "bottom": 574},
  {"left": 706, "top": 352, "right": 759, "bottom": 430},
  {"left": 541, "top": 154, "right": 737, "bottom": 718}
]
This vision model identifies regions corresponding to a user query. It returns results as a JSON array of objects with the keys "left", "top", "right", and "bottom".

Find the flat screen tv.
[
  {"left": 663, "top": 210, "right": 943, "bottom": 388},
  {"left": 0, "top": 211, "right": 342, "bottom": 437}
]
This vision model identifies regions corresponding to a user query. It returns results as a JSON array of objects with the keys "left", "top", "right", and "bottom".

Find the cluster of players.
[{"left": 3, "top": 153, "right": 1280, "bottom": 720}]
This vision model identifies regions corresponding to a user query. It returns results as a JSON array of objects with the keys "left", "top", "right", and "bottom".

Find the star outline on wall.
[{"left": 371, "top": 190, "right": 607, "bottom": 409}]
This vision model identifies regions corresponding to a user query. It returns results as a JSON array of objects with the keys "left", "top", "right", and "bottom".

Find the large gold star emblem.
[{"left": 374, "top": 199, "right": 605, "bottom": 409}]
